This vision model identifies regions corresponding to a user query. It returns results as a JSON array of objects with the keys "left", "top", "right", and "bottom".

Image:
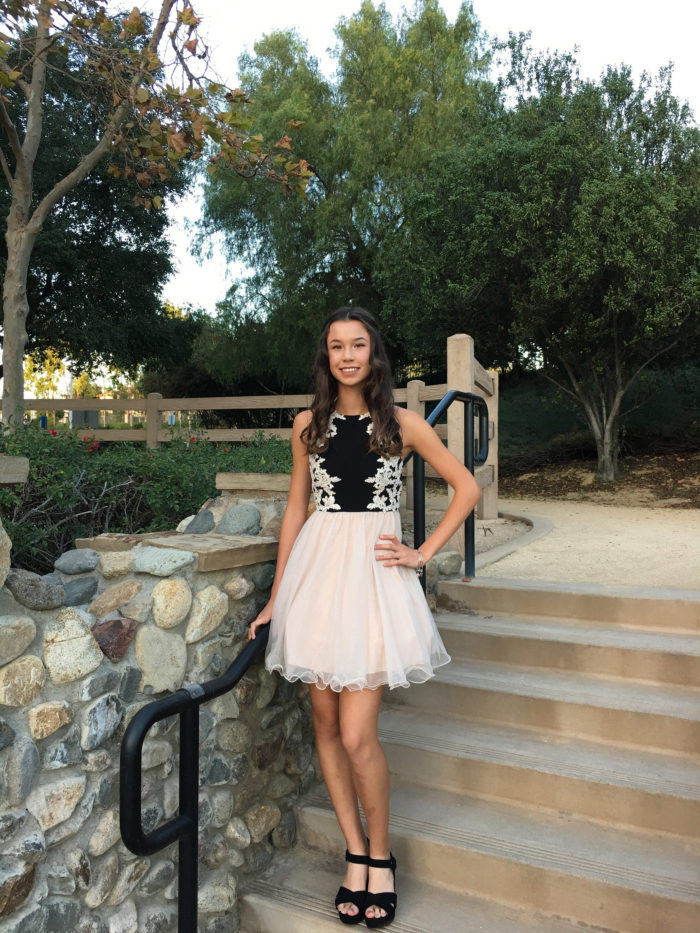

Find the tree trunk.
[
  {"left": 595, "top": 420, "right": 619, "bottom": 482},
  {"left": 2, "top": 212, "right": 37, "bottom": 427}
]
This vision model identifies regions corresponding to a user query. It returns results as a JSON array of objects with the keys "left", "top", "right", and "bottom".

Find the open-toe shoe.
[
  {"left": 364, "top": 853, "right": 397, "bottom": 928},
  {"left": 335, "top": 848, "right": 369, "bottom": 925}
]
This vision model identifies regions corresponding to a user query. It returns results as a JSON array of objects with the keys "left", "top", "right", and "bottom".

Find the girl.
[{"left": 248, "top": 306, "right": 481, "bottom": 927}]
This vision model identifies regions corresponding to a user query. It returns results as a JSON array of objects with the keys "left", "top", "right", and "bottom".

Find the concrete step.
[
  {"left": 378, "top": 706, "right": 700, "bottom": 838},
  {"left": 240, "top": 848, "right": 587, "bottom": 933},
  {"left": 438, "top": 577, "right": 700, "bottom": 632},
  {"left": 297, "top": 779, "right": 700, "bottom": 933},
  {"left": 388, "top": 659, "right": 700, "bottom": 754},
  {"left": 435, "top": 610, "right": 700, "bottom": 687}
]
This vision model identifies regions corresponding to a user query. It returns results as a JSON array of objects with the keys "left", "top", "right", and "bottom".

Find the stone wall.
[{"left": 0, "top": 499, "right": 315, "bottom": 933}]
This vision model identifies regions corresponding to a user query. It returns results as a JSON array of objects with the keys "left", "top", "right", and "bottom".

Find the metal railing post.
[
  {"left": 178, "top": 703, "right": 200, "bottom": 932},
  {"left": 413, "top": 453, "right": 426, "bottom": 592},
  {"left": 120, "top": 628, "right": 269, "bottom": 933},
  {"left": 464, "top": 399, "right": 476, "bottom": 579},
  {"left": 405, "top": 390, "right": 489, "bottom": 589}
]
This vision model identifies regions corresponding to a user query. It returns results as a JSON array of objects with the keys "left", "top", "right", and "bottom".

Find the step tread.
[
  {"left": 378, "top": 706, "right": 700, "bottom": 799},
  {"left": 434, "top": 611, "right": 700, "bottom": 656},
  {"left": 430, "top": 658, "right": 700, "bottom": 720},
  {"left": 303, "top": 780, "right": 700, "bottom": 902},
  {"left": 241, "top": 849, "right": 587, "bottom": 933},
  {"left": 439, "top": 577, "right": 700, "bottom": 606}
]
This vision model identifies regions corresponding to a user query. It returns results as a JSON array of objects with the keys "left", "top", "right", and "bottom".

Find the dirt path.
[
  {"left": 478, "top": 498, "right": 699, "bottom": 590},
  {"left": 401, "top": 461, "right": 700, "bottom": 590}
]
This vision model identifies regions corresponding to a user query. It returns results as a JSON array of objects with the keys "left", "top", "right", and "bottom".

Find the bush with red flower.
[{"left": 0, "top": 427, "right": 291, "bottom": 572}]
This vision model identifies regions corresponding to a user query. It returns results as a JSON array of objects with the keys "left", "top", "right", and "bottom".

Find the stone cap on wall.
[
  {"left": 0, "top": 454, "right": 29, "bottom": 485},
  {"left": 76, "top": 531, "right": 277, "bottom": 571},
  {"left": 216, "top": 472, "right": 290, "bottom": 497}
]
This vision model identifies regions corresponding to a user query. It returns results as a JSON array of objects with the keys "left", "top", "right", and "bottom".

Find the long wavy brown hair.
[{"left": 301, "top": 306, "right": 402, "bottom": 457}]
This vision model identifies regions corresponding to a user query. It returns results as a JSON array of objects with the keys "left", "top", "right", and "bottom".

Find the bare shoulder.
[
  {"left": 394, "top": 406, "right": 424, "bottom": 427},
  {"left": 293, "top": 409, "right": 313, "bottom": 433},
  {"left": 394, "top": 405, "right": 430, "bottom": 442},
  {"left": 394, "top": 405, "right": 432, "bottom": 457}
]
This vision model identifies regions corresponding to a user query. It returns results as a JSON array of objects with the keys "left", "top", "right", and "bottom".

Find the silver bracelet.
[{"left": 415, "top": 548, "right": 425, "bottom": 577}]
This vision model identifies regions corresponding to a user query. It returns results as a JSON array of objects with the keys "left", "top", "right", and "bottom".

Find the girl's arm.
[
  {"left": 248, "top": 410, "right": 312, "bottom": 638},
  {"left": 374, "top": 407, "right": 482, "bottom": 569}
]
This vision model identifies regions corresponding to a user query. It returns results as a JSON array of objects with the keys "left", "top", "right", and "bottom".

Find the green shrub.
[
  {"left": 497, "top": 365, "right": 700, "bottom": 472},
  {"left": 0, "top": 426, "right": 292, "bottom": 573}
]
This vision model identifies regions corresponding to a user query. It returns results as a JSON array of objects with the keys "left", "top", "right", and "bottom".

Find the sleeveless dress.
[{"left": 265, "top": 410, "right": 451, "bottom": 691}]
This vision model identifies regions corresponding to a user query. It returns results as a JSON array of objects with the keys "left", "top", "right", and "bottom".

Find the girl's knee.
[
  {"left": 340, "top": 729, "right": 379, "bottom": 765},
  {"left": 314, "top": 716, "right": 341, "bottom": 743}
]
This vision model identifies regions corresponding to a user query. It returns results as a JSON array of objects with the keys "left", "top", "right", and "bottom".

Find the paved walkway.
[{"left": 477, "top": 498, "right": 700, "bottom": 591}]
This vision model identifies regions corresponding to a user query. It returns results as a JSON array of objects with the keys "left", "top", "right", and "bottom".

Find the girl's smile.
[{"left": 327, "top": 320, "right": 372, "bottom": 387}]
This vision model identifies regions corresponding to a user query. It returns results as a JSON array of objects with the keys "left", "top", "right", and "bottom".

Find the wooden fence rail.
[{"left": 1, "top": 334, "right": 499, "bottom": 529}]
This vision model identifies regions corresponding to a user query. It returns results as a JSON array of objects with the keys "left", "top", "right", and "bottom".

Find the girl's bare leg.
[
  {"left": 338, "top": 688, "right": 393, "bottom": 922},
  {"left": 309, "top": 684, "right": 368, "bottom": 918}
]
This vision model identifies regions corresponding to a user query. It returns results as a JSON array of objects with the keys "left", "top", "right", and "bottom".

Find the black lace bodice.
[{"left": 309, "top": 411, "right": 403, "bottom": 512}]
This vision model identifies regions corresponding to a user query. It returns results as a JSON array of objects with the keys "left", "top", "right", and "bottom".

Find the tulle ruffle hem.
[{"left": 265, "top": 509, "right": 451, "bottom": 692}]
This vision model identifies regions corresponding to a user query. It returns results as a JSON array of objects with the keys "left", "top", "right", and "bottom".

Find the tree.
[
  {"left": 198, "top": 0, "right": 489, "bottom": 390},
  {"left": 23, "top": 345, "right": 64, "bottom": 396},
  {"left": 382, "top": 44, "right": 699, "bottom": 480},
  {"left": 1, "top": 41, "right": 196, "bottom": 374},
  {"left": 0, "top": 0, "right": 310, "bottom": 424}
]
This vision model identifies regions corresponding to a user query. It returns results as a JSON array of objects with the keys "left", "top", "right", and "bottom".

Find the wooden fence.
[{"left": 2, "top": 334, "right": 498, "bottom": 522}]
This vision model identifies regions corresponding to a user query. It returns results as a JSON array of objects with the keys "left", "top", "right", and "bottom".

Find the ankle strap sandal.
[
  {"left": 335, "top": 848, "right": 370, "bottom": 925},
  {"left": 365, "top": 853, "right": 397, "bottom": 928}
]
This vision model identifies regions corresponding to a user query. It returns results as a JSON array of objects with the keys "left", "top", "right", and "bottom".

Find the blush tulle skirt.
[{"left": 265, "top": 509, "right": 451, "bottom": 692}]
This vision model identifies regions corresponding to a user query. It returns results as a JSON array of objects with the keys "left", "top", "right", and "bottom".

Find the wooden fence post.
[
  {"left": 447, "top": 334, "right": 474, "bottom": 557},
  {"left": 405, "top": 379, "right": 425, "bottom": 511},
  {"left": 146, "top": 393, "right": 163, "bottom": 450}
]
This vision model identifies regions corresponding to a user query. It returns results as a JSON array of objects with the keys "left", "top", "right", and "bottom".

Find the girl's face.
[{"left": 326, "top": 320, "right": 372, "bottom": 389}]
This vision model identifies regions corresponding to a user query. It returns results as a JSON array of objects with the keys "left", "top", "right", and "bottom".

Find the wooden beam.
[
  {"left": 216, "top": 473, "right": 291, "bottom": 492},
  {"left": 0, "top": 398, "right": 146, "bottom": 411},
  {"left": 158, "top": 394, "right": 314, "bottom": 411},
  {"left": 474, "top": 361, "right": 495, "bottom": 396}
]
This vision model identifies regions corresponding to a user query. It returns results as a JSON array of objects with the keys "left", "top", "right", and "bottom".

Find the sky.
[{"left": 151, "top": 0, "right": 699, "bottom": 314}]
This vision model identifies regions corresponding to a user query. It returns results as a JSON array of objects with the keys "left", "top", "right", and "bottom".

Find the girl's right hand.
[{"left": 248, "top": 601, "right": 273, "bottom": 640}]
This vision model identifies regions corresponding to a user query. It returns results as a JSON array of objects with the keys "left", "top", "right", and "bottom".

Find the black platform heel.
[
  {"left": 335, "top": 848, "right": 369, "bottom": 925},
  {"left": 364, "top": 853, "right": 397, "bottom": 928}
]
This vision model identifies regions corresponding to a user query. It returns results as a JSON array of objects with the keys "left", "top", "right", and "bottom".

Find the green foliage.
[
  {"left": 381, "top": 40, "right": 699, "bottom": 477},
  {"left": 197, "top": 0, "right": 489, "bottom": 390},
  {"left": 0, "top": 426, "right": 292, "bottom": 573},
  {"left": 0, "top": 40, "right": 203, "bottom": 375},
  {"left": 498, "top": 365, "right": 700, "bottom": 472}
]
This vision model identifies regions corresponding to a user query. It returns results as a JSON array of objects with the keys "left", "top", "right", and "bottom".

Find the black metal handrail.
[
  {"left": 403, "top": 390, "right": 489, "bottom": 586},
  {"left": 120, "top": 625, "right": 270, "bottom": 933}
]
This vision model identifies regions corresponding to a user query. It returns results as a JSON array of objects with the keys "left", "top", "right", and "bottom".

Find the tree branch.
[
  {"left": 27, "top": 0, "right": 179, "bottom": 233},
  {"left": 538, "top": 368, "right": 579, "bottom": 403},
  {"left": 0, "top": 59, "right": 30, "bottom": 99},
  {"left": 621, "top": 335, "right": 682, "bottom": 395},
  {"left": 0, "top": 144, "right": 14, "bottom": 189},
  {"left": 0, "top": 96, "right": 25, "bottom": 176},
  {"left": 22, "top": 0, "right": 52, "bottom": 168}
]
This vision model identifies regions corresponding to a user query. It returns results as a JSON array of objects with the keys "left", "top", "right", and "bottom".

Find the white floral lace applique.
[
  {"left": 366, "top": 456, "right": 403, "bottom": 511},
  {"left": 309, "top": 454, "right": 341, "bottom": 510},
  {"left": 327, "top": 410, "right": 345, "bottom": 437},
  {"left": 308, "top": 411, "right": 345, "bottom": 510}
]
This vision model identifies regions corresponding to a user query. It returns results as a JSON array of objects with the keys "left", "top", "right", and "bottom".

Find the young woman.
[{"left": 248, "top": 306, "right": 481, "bottom": 927}]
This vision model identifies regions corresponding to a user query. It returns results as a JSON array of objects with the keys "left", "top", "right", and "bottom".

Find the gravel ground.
[{"left": 401, "top": 490, "right": 700, "bottom": 590}]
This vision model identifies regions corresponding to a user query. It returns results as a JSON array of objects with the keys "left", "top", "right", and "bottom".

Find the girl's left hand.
[{"left": 374, "top": 533, "right": 421, "bottom": 569}]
